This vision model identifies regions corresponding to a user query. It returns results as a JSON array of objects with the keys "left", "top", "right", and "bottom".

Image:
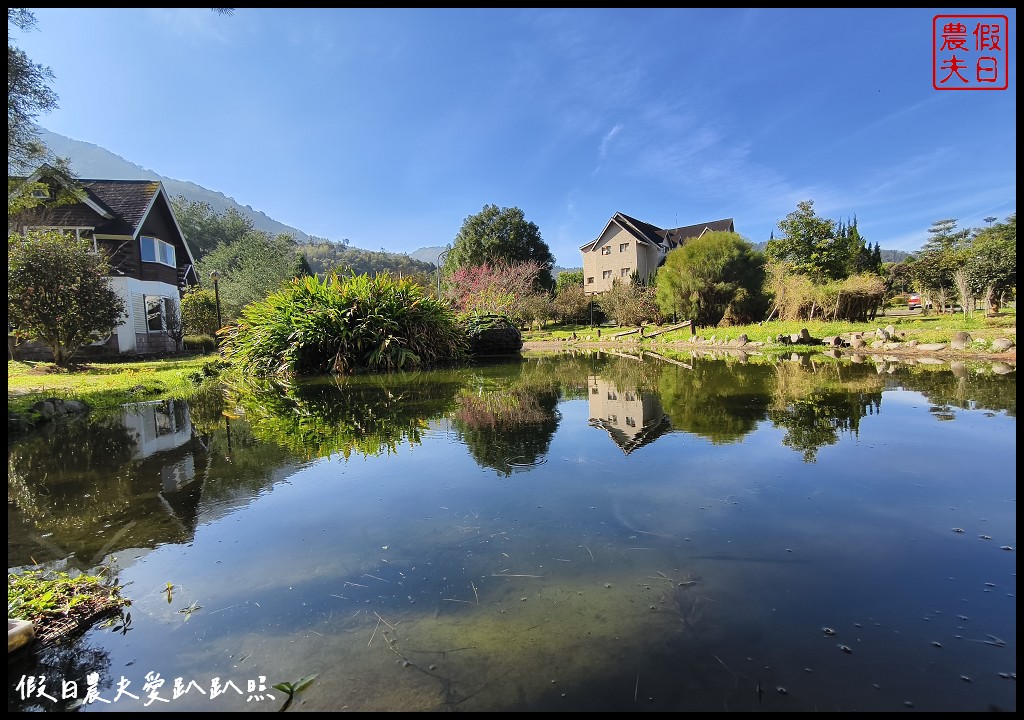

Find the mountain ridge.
[
  {"left": 35, "top": 128, "right": 911, "bottom": 268},
  {"left": 39, "top": 128, "right": 317, "bottom": 248}
]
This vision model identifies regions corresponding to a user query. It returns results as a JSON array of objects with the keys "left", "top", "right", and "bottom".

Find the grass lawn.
[{"left": 8, "top": 354, "right": 224, "bottom": 416}]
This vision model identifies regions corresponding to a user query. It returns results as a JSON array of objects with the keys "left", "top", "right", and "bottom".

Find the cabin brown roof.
[
  {"left": 46, "top": 180, "right": 162, "bottom": 237},
  {"left": 10, "top": 171, "right": 163, "bottom": 238}
]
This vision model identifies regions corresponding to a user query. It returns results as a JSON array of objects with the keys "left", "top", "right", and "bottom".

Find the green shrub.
[
  {"left": 183, "top": 334, "right": 217, "bottom": 354},
  {"left": 180, "top": 287, "right": 220, "bottom": 336},
  {"left": 220, "top": 272, "right": 469, "bottom": 378}
]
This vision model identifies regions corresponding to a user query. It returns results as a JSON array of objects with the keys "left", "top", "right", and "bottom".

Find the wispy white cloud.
[
  {"left": 598, "top": 124, "right": 622, "bottom": 160},
  {"left": 603, "top": 102, "right": 822, "bottom": 220}
]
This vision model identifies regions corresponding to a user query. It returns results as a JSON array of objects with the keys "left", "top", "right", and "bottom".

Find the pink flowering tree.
[
  {"left": 8, "top": 229, "right": 126, "bottom": 366},
  {"left": 444, "top": 260, "right": 550, "bottom": 325}
]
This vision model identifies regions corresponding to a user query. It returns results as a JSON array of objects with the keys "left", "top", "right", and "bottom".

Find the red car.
[{"left": 907, "top": 294, "right": 932, "bottom": 310}]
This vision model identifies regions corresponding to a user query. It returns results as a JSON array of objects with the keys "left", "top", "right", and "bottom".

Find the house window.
[
  {"left": 601, "top": 246, "right": 611, "bottom": 255},
  {"left": 607, "top": 391, "right": 617, "bottom": 400},
  {"left": 591, "top": 387, "right": 598, "bottom": 394},
  {"left": 31, "top": 187, "right": 51, "bottom": 199},
  {"left": 141, "top": 236, "right": 176, "bottom": 267},
  {"left": 621, "top": 267, "right": 630, "bottom": 277},
  {"left": 586, "top": 276, "right": 594, "bottom": 284},
  {"left": 602, "top": 270, "right": 612, "bottom": 280},
  {"left": 144, "top": 296, "right": 176, "bottom": 333},
  {"left": 619, "top": 243, "right": 628, "bottom": 252},
  {"left": 153, "top": 401, "right": 181, "bottom": 437},
  {"left": 626, "top": 417, "right": 636, "bottom": 427}
]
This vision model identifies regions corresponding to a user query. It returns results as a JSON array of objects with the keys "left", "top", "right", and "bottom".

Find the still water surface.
[{"left": 8, "top": 350, "right": 1016, "bottom": 712}]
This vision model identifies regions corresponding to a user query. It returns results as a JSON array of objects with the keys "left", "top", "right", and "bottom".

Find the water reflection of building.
[
  {"left": 122, "top": 400, "right": 196, "bottom": 492},
  {"left": 587, "top": 375, "right": 671, "bottom": 454},
  {"left": 7, "top": 400, "right": 204, "bottom": 569}
]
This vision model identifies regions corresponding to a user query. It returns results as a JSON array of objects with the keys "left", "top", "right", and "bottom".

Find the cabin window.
[
  {"left": 145, "top": 296, "right": 176, "bottom": 333},
  {"left": 141, "top": 236, "right": 176, "bottom": 267}
]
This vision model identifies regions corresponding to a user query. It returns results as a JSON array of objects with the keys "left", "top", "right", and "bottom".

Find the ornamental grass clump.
[{"left": 219, "top": 272, "right": 468, "bottom": 378}]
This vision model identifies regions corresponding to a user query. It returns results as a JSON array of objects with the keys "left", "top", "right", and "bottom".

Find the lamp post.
[
  {"left": 436, "top": 248, "right": 450, "bottom": 299},
  {"left": 210, "top": 270, "right": 223, "bottom": 344}
]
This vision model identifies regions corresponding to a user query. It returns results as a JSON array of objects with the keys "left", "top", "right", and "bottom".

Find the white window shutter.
[{"left": 133, "top": 293, "right": 148, "bottom": 333}]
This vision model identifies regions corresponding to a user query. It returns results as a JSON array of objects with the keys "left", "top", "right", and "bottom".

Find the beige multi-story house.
[{"left": 580, "top": 212, "right": 735, "bottom": 295}]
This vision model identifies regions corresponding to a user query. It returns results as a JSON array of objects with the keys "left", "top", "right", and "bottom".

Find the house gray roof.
[
  {"left": 589, "top": 413, "right": 673, "bottom": 455},
  {"left": 613, "top": 212, "right": 667, "bottom": 247},
  {"left": 581, "top": 212, "right": 736, "bottom": 251},
  {"left": 661, "top": 217, "right": 735, "bottom": 249}
]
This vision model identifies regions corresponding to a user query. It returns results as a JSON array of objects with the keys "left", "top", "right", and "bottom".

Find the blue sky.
[{"left": 15, "top": 8, "right": 1017, "bottom": 267}]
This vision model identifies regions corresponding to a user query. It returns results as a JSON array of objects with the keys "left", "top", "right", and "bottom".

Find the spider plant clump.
[{"left": 219, "top": 272, "right": 468, "bottom": 378}]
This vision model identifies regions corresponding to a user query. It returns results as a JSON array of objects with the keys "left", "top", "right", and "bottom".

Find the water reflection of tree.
[
  {"left": 766, "top": 361, "right": 883, "bottom": 462},
  {"left": 518, "top": 352, "right": 595, "bottom": 399},
  {"left": 227, "top": 372, "right": 464, "bottom": 461},
  {"left": 452, "top": 385, "right": 561, "bottom": 476},
  {"left": 587, "top": 351, "right": 662, "bottom": 395},
  {"left": 549, "top": 351, "right": 1013, "bottom": 463},
  {"left": 650, "top": 352, "right": 893, "bottom": 460},
  {"left": 449, "top": 360, "right": 561, "bottom": 476},
  {"left": 657, "top": 358, "right": 775, "bottom": 443},
  {"left": 7, "top": 411, "right": 200, "bottom": 568},
  {"left": 517, "top": 350, "right": 663, "bottom": 401},
  {"left": 888, "top": 362, "right": 1016, "bottom": 417}
]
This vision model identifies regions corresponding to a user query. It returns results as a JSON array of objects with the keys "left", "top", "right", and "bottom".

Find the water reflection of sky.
[{"left": 8, "top": 354, "right": 1016, "bottom": 713}]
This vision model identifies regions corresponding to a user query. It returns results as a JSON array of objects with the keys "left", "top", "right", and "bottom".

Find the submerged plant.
[
  {"left": 273, "top": 674, "right": 318, "bottom": 711},
  {"left": 177, "top": 601, "right": 202, "bottom": 621}
]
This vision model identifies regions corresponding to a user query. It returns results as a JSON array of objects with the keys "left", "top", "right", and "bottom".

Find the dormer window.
[
  {"left": 141, "top": 236, "right": 176, "bottom": 267},
  {"left": 31, "top": 187, "right": 51, "bottom": 199}
]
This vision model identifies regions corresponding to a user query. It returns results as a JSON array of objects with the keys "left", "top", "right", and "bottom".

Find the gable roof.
[
  {"left": 662, "top": 217, "right": 735, "bottom": 249},
  {"left": 11, "top": 166, "right": 197, "bottom": 268},
  {"left": 589, "top": 413, "right": 672, "bottom": 455},
  {"left": 612, "top": 212, "right": 667, "bottom": 247},
  {"left": 580, "top": 212, "right": 736, "bottom": 251}
]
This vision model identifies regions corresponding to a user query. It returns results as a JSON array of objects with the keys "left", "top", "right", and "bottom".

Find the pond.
[{"left": 7, "top": 349, "right": 1017, "bottom": 712}]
